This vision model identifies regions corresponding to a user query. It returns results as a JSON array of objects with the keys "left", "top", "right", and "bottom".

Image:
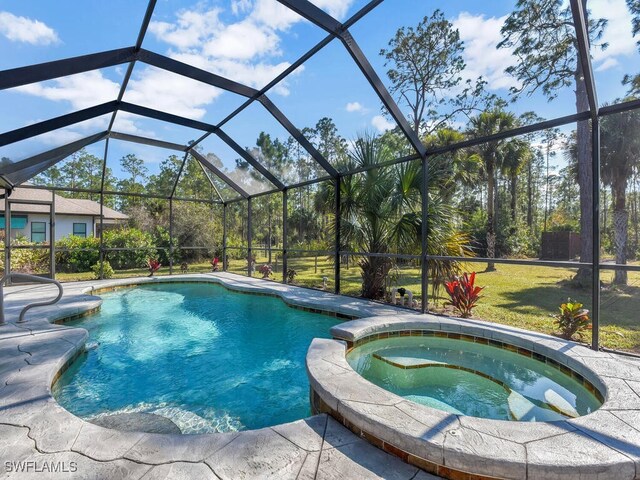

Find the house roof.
[{"left": 0, "top": 187, "right": 128, "bottom": 221}]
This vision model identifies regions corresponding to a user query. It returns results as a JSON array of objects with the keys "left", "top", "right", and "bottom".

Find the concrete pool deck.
[
  {"left": 2, "top": 273, "right": 640, "bottom": 479},
  {"left": 0, "top": 273, "right": 434, "bottom": 479}
]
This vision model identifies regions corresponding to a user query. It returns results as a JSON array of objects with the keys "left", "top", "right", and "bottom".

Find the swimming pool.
[
  {"left": 347, "top": 336, "right": 602, "bottom": 421},
  {"left": 53, "top": 282, "right": 337, "bottom": 433}
]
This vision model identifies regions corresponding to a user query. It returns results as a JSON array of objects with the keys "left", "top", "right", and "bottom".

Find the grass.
[{"left": 56, "top": 253, "right": 640, "bottom": 352}]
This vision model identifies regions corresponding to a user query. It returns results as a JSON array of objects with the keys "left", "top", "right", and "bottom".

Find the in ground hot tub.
[
  {"left": 307, "top": 314, "right": 640, "bottom": 480},
  {"left": 346, "top": 334, "right": 602, "bottom": 422}
]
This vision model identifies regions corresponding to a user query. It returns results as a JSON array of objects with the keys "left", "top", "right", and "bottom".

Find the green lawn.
[{"left": 56, "top": 254, "right": 640, "bottom": 352}]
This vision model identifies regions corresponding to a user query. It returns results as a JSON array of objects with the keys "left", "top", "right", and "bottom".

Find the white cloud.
[
  {"left": 145, "top": 1, "right": 322, "bottom": 102},
  {"left": 371, "top": 115, "right": 396, "bottom": 132},
  {"left": 124, "top": 66, "right": 223, "bottom": 119},
  {"left": 202, "top": 19, "right": 281, "bottom": 59},
  {"left": 452, "top": 12, "right": 520, "bottom": 91},
  {"left": 231, "top": 0, "right": 253, "bottom": 16},
  {"left": 250, "top": 0, "right": 305, "bottom": 30},
  {"left": 15, "top": 71, "right": 120, "bottom": 109},
  {"left": 0, "top": 11, "right": 59, "bottom": 45},
  {"left": 148, "top": 8, "right": 223, "bottom": 50},
  {"left": 590, "top": 0, "right": 637, "bottom": 71},
  {"left": 346, "top": 101, "right": 363, "bottom": 112},
  {"left": 309, "top": 0, "right": 353, "bottom": 20}
]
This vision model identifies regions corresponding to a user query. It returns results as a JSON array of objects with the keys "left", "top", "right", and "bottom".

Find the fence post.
[
  {"left": 421, "top": 156, "right": 429, "bottom": 314},
  {"left": 169, "top": 198, "right": 174, "bottom": 275},
  {"left": 334, "top": 177, "right": 341, "bottom": 294},
  {"left": 247, "top": 198, "right": 252, "bottom": 277},
  {"left": 282, "top": 190, "right": 288, "bottom": 283},
  {"left": 222, "top": 203, "right": 227, "bottom": 271}
]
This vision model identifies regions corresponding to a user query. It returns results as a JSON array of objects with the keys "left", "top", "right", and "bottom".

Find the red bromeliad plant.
[
  {"left": 444, "top": 272, "right": 484, "bottom": 318},
  {"left": 211, "top": 257, "right": 220, "bottom": 272},
  {"left": 147, "top": 258, "right": 161, "bottom": 277}
]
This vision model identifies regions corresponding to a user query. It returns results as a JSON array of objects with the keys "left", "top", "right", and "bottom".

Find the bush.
[
  {"left": 555, "top": 299, "right": 591, "bottom": 340},
  {"left": 10, "top": 235, "right": 49, "bottom": 274},
  {"left": 55, "top": 235, "right": 100, "bottom": 272},
  {"left": 91, "top": 260, "right": 114, "bottom": 279},
  {"left": 103, "top": 228, "right": 156, "bottom": 270}
]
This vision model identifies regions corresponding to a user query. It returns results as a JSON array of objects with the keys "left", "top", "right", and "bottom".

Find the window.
[
  {"left": 73, "top": 223, "right": 87, "bottom": 238},
  {"left": 31, "top": 222, "right": 46, "bottom": 243},
  {"left": 0, "top": 214, "right": 28, "bottom": 229}
]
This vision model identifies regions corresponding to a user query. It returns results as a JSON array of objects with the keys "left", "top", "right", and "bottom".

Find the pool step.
[
  {"left": 507, "top": 391, "right": 566, "bottom": 422},
  {"left": 544, "top": 390, "right": 579, "bottom": 418},
  {"left": 372, "top": 352, "right": 446, "bottom": 369},
  {"left": 404, "top": 395, "right": 464, "bottom": 415}
]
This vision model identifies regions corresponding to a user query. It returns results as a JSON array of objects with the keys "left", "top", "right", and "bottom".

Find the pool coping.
[
  {"left": 0, "top": 273, "right": 429, "bottom": 479},
  {"left": 307, "top": 315, "right": 640, "bottom": 480}
]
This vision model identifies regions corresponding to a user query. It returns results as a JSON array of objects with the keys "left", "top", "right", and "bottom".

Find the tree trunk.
[
  {"left": 486, "top": 163, "right": 497, "bottom": 271},
  {"left": 573, "top": 45, "right": 593, "bottom": 288},
  {"left": 633, "top": 167, "right": 639, "bottom": 252},
  {"left": 359, "top": 255, "right": 391, "bottom": 299},
  {"left": 510, "top": 173, "right": 518, "bottom": 233},
  {"left": 527, "top": 160, "right": 534, "bottom": 230},
  {"left": 613, "top": 177, "right": 629, "bottom": 285}
]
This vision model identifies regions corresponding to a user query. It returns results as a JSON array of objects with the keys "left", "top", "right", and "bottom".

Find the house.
[{"left": 0, "top": 186, "right": 128, "bottom": 242}]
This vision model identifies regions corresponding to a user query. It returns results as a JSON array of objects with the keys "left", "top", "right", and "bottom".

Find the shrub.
[
  {"left": 55, "top": 235, "right": 100, "bottom": 272},
  {"left": 555, "top": 299, "right": 590, "bottom": 340},
  {"left": 286, "top": 268, "right": 297, "bottom": 284},
  {"left": 10, "top": 235, "right": 49, "bottom": 274},
  {"left": 444, "top": 272, "right": 484, "bottom": 318},
  {"left": 91, "top": 260, "right": 114, "bottom": 279},
  {"left": 258, "top": 264, "right": 272, "bottom": 278},
  {"left": 147, "top": 258, "right": 161, "bottom": 277},
  {"left": 103, "top": 228, "right": 156, "bottom": 270}
]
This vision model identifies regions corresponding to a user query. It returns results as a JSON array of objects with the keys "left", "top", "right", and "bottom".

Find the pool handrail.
[{"left": 0, "top": 273, "right": 63, "bottom": 325}]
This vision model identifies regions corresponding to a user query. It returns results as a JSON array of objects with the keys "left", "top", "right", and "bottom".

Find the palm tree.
[
  {"left": 601, "top": 104, "right": 640, "bottom": 285},
  {"left": 323, "top": 132, "right": 472, "bottom": 301},
  {"left": 501, "top": 138, "right": 532, "bottom": 231},
  {"left": 467, "top": 109, "right": 518, "bottom": 271}
]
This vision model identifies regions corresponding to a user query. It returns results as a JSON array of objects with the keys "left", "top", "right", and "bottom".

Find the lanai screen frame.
[{"left": 0, "top": 0, "right": 636, "bottom": 352}]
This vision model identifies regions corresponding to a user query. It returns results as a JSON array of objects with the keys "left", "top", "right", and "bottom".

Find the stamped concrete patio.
[
  {"left": 0, "top": 273, "right": 438, "bottom": 479},
  {"left": 3, "top": 273, "right": 640, "bottom": 479}
]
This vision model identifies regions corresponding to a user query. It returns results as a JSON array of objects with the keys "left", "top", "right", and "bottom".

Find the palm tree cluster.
[{"left": 323, "top": 133, "right": 472, "bottom": 301}]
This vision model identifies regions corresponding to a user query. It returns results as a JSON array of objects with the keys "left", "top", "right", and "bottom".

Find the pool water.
[
  {"left": 347, "top": 337, "right": 601, "bottom": 421},
  {"left": 53, "top": 283, "right": 337, "bottom": 433}
]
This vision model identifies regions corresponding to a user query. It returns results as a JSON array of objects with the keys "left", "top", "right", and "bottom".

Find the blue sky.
[{"left": 0, "top": 0, "right": 638, "bottom": 191}]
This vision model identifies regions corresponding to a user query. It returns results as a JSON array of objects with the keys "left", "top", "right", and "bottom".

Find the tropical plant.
[
  {"left": 467, "top": 108, "right": 518, "bottom": 271},
  {"left": 321, "top": 132, "right": 472, "bottom": 301},
  {"left": 555, "top": 299, "right": 591, "bottom": 340},
  {"left": 444, "top": 272, "right": 484, "bottom": 318},
  {"left": 258, "top": 264, "right": 272, "bottom": 279},
  {"left": 211, "top": 257, "right": 220, "bottom": 272},
  {"left": 147, "top": 258, "right": 161, "bottom": 277},
  {"left": 286, "top": 269, "right": 297, "bottom": 284},
  {"left": 600, "top": 103, "right": 640, "bottom": 285}
]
